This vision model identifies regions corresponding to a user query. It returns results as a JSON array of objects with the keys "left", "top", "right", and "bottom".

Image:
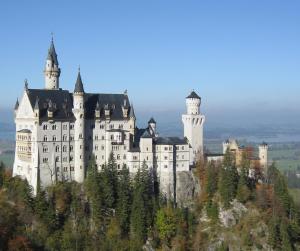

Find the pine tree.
[
  {"left": 205, "top": 162, "right": 218, "bottom": 200},
  {"left": 85, "top": 155, "right": 103, "bottom": 228},
  {"left": 102, "top": 152, "right": 118, "bottom": 209},
  {"left": 268, "top": 216, "right": 280, "bottom": 249},
  {"left": 130, "top": 167, "right": 147, "bottom": 245},
  {"left": 236, "top": 167, "right": 251, "bottom": 203},
  {"left": 218, "top": 161, "right": 238, "bottom": 208},
  {"left": 116, "top": 164, "right": 132, "bottom": 236},
  {"left": 280, "top": 220, "right": 293, "bottom": 251}
]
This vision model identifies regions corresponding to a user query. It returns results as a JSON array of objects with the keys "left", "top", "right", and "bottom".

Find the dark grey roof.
[
  {"left": 141, "top": 129, "right": 152, "bottom": 138},
  {"left": 47, "top": 40, "right": 59, "bottom": 66},
  {"left": 148, "top": 117, "right": 156, "bottom": 124},
  {"left": 26, "top": 88, "right": 132, "bottom": 121},
  {"left": 129, "top": 105, "right": 135, "bottom": 118},
  {"left": 14, "top": 99, "right": 19, "bottom": 110},
  {"left": 84, "top": 93, "right": 131, "bottom": 120},
  {"left": 74, "top": 71, "right": 84, "bottom": 93},
  {"left": 260, "top": 142, "right": 268, "bottom": 146},
  {"left": 186, "top": 91, "right": 200, "bottom": 99},
  {"left": 155, "top": 137, "right": 188, "bottom": 145},
  {"left": 17, "top": 129, "right": 32, "bottom": 133},
  {"left": 27, "top": 89, "right": 74, "bottom": 121}
]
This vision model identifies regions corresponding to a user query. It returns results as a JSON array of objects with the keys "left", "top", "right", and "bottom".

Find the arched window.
[
  {"left": 63, "top": 145, "right": 67, "bottom": 152},
  {"left": 63, "top": 135, "right": 67, "bottom": 141},
  {"left": 53, "top": 136, "right": 57, "bottom": 141},
  {"left": 55, "top": 146, "right": 60, "bottom": 152},
  {"left": 43, "top": 135, "right": 47, "bottom": 142}
]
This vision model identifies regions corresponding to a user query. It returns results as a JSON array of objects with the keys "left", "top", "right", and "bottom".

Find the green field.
[{"left": 268, "top": 147, "right": 300, "bottom": 171}]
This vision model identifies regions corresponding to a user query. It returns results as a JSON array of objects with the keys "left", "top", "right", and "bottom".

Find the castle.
[{"left": 13, "top": 39, "right": 205, "bottom": 197}]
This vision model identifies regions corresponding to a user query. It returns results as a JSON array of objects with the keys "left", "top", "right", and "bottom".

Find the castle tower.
[
  {"left": 148, "top": 117, "right": 156, "bottom": 136},
  {"left": 44, "top": 38, "right": 61, "bottom": 89},
  {"left": 259, "top": 142, "right": 268, "bottom": 171},
  {"left": 72, "top": 70, "right": 85, "bottom": 182},
  {"left": 223, "top": 140, "right": 230, "bottom": 154},
  {"left": 182, "top": 91, "right": 205, "bottom": 161}
]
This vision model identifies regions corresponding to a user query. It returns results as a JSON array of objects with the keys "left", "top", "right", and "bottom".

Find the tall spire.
[
  {"left": 74, "top": 69, "right": 85, "bottom": 93},
  {"left": 129, "top": 104, "right": 135, "bottom": 118},
  {"left": 14, "top": 98, "right": 19, "bottom": 110},
  {"left": 44, "top": 36, "right": 61, "bottom": 89},
  {"left": 47, "top": 36, "right": 59, "bottom": 66}
]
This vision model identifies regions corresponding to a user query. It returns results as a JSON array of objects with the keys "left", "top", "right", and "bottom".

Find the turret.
[
  {"left": 223, "top": 139, "right": 230, "bottom": 154},
  {"left": 72, "top": 70, "right": 85, "bottom": 182},
  {"left": 148, "top": 117, "right": 156, "bottom": 136},
  {"left": 95, "top": 101, "right": 100, "bottom": 119},
  {"left": 182, "top": 90, "right": 205, "bottom": 162},
  {"left": 34, "top": 97, "right": 39, "bottom": 118},
  {"left": 14, "top": 98, "right": 19, "bottom": 117},
  {"left": 44, "top": 37, "right": 61, "bottom": 89},
  {"left": 259, "top": 142, "right": 268, "bottom": 171},
  {"left": 186, "top": 91, "right": 201, "bottom": 115},
  {"left": 129, "top": 104, "right": 136, "bottom": 135}
]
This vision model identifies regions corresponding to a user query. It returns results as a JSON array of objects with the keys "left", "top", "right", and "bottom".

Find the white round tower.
[
  {"left": 72, "top": 70, "right": 85, "bottom": 182},
  {"left": 44, "top": 38, "right": 61, "bottom": 89},
  {"left": 182, "top": 90, "right": 205, "bottom": 162}
]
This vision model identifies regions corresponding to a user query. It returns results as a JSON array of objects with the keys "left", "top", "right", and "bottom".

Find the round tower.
[
  {"left": 182, "top": 90, "right": 205, "bottom": 162},
  {"left": 72, "top": 70, "right": 85, "bottom": 182},
  {"left": 44, "top": 38, "right": 61, "bottom": 89},
  {"left": 259, "top": 142, "right": 268, "bottom": 171}
]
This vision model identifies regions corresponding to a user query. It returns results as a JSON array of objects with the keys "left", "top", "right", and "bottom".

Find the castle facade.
[{"left": 13, "top": 40, "right": 205, "bottom": 197}]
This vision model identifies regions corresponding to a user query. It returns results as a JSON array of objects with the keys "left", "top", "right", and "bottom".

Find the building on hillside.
[
  {"left": 13, "top": 39, "right": 205, "bottom": 198},
  {"left": 206, "top": 139, "right": 268, "bottom": 173}
]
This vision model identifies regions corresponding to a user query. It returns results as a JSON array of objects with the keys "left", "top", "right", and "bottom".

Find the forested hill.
[{"left": 0, "top": 152, "right": 299, "bottom": 251}]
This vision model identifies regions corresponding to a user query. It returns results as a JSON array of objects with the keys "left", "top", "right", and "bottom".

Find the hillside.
[{"left": 0, "top": 152, "right": 300, "bottom": 250}]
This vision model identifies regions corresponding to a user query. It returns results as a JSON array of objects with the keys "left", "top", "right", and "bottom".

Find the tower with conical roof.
[
  {"left": 44, "top": 37, "right": 61, "bottom": 89},
  {"left": 72, "top": 69, "right": 85, "bottom": 182},
  {"left": 182, "top": 90, "right": 205, "bottom": 162}
]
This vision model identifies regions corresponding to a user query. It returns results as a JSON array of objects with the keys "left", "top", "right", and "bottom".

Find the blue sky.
[{"left": 0, "top": 0, "right": 300, "bottom": 118}]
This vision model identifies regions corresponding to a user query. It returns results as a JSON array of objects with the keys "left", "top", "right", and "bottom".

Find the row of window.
[
  {"left": 43, "top": 124, "right": 74, "bottom": 130},
  {"left": 17, "top": 135, "right": 31, "bottom": 141},
  {"left": 17, "top": 146, "right": 31, "bottom": 152}
]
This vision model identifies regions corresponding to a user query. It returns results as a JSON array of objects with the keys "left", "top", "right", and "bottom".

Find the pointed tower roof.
[
  {"left": 47, "top": 38, "right": 59, "bottom": 65},
  {"left": 74, "top": 70, "right": 85, "bottom": 93},
  {"left": 148, "top": 117, "right": 156, "bottom": 124},
  {"left": 186, "top": 90, "right": 200, "bottom": 99},
  {"left": 129, "top": 105, "right": 135, "bottom": 118},
  {"left": 14, "top": 98, "right": 19, "bottom": 110},
  {"left": 34, "top": 97, "right": 39, "bottom": 110},
  {"left": 95, "top": 101, "right": 100, "bottom": 111},
  {"left": 24, "top": 79, "right": 29, "bottom": 92}
]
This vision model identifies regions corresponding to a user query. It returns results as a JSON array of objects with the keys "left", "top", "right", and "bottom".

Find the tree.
[
  {"left": 236, "top": 166, "right": 251, "bottom": 203},
  {"left": 218, "top": 154, "right": 238, "bottom": 208},
  {"left": 130, "top": 167, "right": 147, "bottom": 245},
  {"left": 116, "top": 165, "right": 132, "bottom": 236},
  {"left": 280, "top": 220, "right": 293, "bottom": 251},
  {"left": 268, "top": 216, "right": 280, "bottom": 249},
  {"left": 205, "top": 162, "right": 218, "bottom": 200},
  {"left": 85, "top": 155, "right": 103, "bottom": 229},
  {"left": 101, "top": 153, "right": 118, "bottom": 209},
  {"left": 155, "top": 207, "right": 177, "bottom": 245}
]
